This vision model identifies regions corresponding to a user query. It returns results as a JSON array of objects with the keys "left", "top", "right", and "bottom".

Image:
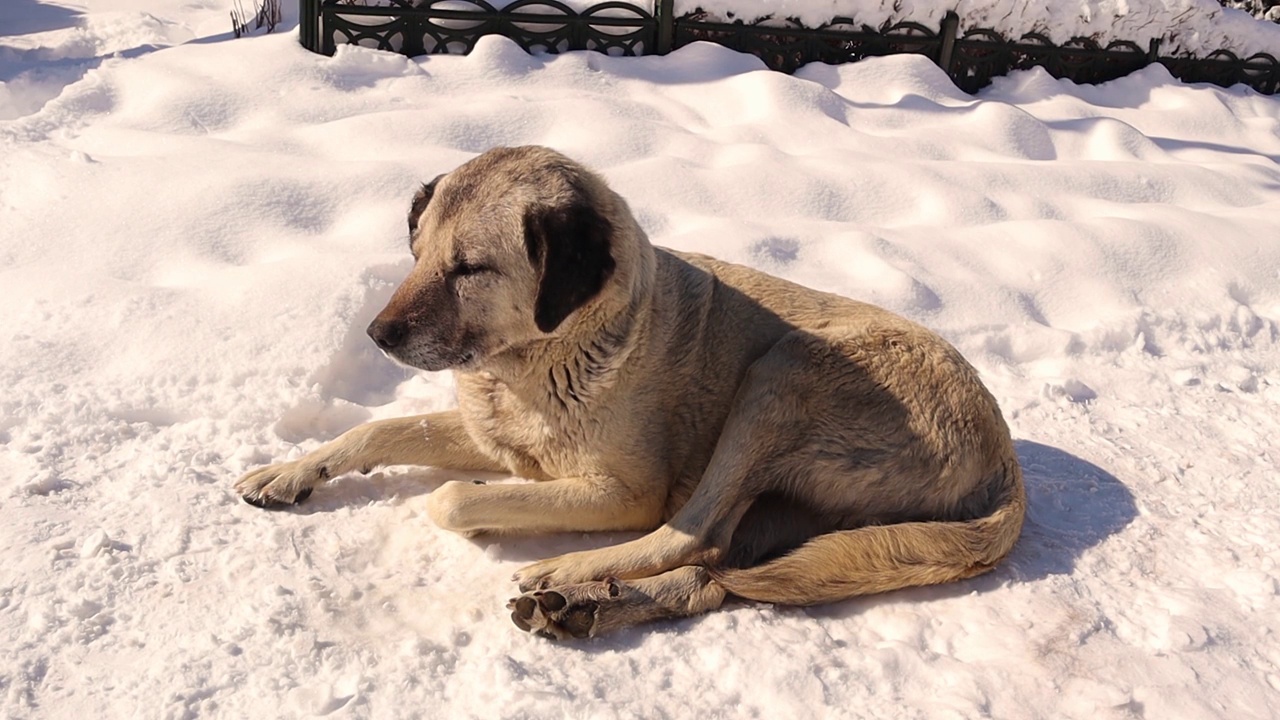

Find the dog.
[{"left": 234, "top": 145, "right": 1025, "bottom": 640}]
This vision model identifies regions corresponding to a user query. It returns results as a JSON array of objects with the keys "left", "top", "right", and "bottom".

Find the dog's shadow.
[
  {"left": 805, "top": 438, "right": 1138, "bottom": 619},
  {"left": 489, "top": 438, "right": 1136, "bottom": 651},
  {"left": 292, "top": 470, "right": 647, "bottom": 561},
  {"left": 1004, "top": 439, "right": 1138, "bottom": 580},
  {"left": 288, "top": 437, "right": 1136, "bottom": 643},
  {"left": 296, "top": 438, "right": 1136, "bottom": 582}
]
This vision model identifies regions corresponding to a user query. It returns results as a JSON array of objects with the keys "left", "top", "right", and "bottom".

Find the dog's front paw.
[{"left": 234, "top": 461, "right": 326, "bottom": 509}]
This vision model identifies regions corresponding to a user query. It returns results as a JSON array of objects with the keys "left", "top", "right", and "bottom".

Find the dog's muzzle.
[{"left": 367, "top": 317, "right": 478, "bottom": 372}]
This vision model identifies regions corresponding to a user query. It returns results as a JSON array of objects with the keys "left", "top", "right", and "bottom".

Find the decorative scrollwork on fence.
[
  {"left": 950, "top": 30, "right": 1151, "bottom": 93},
  {"left": 674, "top": 13, "right": 941, "bottom": 73},
  {"left": 322, "top": 0, "right": 656, "bottom": 57},
  {"left": 1160, "top": 49, "right": 1280, "bottom": 94},
  {"left": 300, "top": 1, "right": 1280, "bottom": 95}
]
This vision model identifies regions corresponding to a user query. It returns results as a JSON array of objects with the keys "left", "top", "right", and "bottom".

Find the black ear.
[
  {"left": 523, "top": 198, "right": 616, "bottom": 334},
  {"left": 407, "top": 174, "right": 446, "bottom": 239}
]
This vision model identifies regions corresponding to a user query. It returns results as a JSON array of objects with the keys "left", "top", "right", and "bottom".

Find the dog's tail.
[{"left": 709, "top": 458, "right": 1025, "bottom": 605}]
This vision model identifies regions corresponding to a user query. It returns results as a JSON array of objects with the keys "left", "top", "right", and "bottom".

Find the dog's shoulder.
[{"left": 657, "top": 246, "right": 875, "bottom": 329}]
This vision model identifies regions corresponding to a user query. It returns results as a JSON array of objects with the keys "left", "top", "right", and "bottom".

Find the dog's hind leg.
[
  {"left": 507, "top": 566, "right": 725, "bottom": 640},
  {"left": 509, "top": 498, "right": 825, "bottom": 639},
  {"left": 235, "top": 411, "right": 505, "bottom": 508},
  {"left": 721, "top": 492, "right": 834, "bottom": 569},
  {"left": 514, "top": 332, "right": 823, "bottom": 591}
]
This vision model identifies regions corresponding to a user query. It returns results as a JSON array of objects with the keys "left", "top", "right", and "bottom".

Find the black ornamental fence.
[{"left": 299, "top": 0, "right": 1280, "bottom": 95}]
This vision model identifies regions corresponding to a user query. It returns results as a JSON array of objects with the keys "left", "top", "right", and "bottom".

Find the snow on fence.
[{"left": 299, "top": 0, "right": 1280, "bottom": 94}]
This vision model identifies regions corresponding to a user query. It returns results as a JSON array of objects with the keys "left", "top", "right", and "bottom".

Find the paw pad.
[{"left": 507, "top": 590, "right": 598, "bottom": 640}]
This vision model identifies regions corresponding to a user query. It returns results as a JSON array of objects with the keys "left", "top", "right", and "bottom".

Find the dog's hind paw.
[
  {"left": 509, "top": 566, "right": 724, "bottom": 639},
  {"left": 234, "top": 461, "right": 326, "bottom": 509},
  {"left": 508, "top": 578, "right": 640, "bottom": 640},
  {"left": 508, "top": 585, "right": 606, "bottom": 640}
]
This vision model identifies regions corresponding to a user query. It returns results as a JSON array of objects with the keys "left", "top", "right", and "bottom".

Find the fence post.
[
  {"left": 936, "top": 11, "right": 959, "bottom": 75},
  {"left": 404, "top": 9, "right": 426, "bottom": 57},
  {"left": 655, "top": 0, "right": 674, "bottom": 54},
  {"left": 300, "top": 0, "right": 320, "bottom": 53},
  {"left": 570, "top": 12, "right": 587, "bottom": 51}
]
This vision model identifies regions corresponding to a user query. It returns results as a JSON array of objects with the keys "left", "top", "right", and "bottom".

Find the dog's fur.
[{"left": 235, "top": 146, "right": 1025, "bottom": 639}]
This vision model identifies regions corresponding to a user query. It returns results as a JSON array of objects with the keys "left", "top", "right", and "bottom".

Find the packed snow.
[
  {"left": 3, "top": 1, "right": 1280, "bottom": 718},
  {"left": 1226, "top": 0, "right": 1280, "bottom": 23}
]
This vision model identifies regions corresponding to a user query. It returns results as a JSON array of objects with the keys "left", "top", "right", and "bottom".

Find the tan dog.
[{"left": 235, "top": 146, "right": 1025, "bottom": 640}]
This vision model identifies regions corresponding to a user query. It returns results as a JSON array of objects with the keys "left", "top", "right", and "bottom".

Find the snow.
[
  {"left": 1227, "top": 0, "right": 1280, "bottom": 23},
  {"left": 3, "top": 2, "right": 1280, "bottom": 718}
]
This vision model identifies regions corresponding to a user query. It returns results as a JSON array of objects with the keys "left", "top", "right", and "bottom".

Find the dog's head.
[{"left": 367, "top": 146, "right": 623, "bottom": 372}]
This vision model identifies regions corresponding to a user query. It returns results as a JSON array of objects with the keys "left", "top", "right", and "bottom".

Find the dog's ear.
[
  {"left": 407, "top": 174, "right": 446, "bottom": 240},
  {"left": 523, "top": 197, "right": 616, "bottom": 334}
]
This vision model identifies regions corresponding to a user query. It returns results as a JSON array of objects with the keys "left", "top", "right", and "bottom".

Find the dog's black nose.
[{"left": 367, "top": 318, "right": 408, "bottom": 351}]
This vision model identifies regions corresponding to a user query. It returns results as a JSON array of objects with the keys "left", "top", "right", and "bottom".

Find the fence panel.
[{"left": 306, "top": 1, "right": 1280, "bottom": 95}]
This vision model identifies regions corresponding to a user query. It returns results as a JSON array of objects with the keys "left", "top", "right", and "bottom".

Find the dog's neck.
[
  {"left": 539, "top": 288, "right": 645, "bottom": 408},
  {"left": 471, "top": 233, "right": 657, "bottom": 407}
]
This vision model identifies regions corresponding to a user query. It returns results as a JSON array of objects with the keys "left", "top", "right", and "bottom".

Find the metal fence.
[{"left": 300, "top": 0, "right": 1280, "bottom": 95}]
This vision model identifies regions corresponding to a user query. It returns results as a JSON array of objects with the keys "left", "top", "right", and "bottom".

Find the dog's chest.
[{"left": 459, "top": 374, "right": 601, "bottom": 480}]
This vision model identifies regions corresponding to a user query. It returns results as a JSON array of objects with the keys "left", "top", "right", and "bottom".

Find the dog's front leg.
[
  {"left": 235, "top": 411, "right": 503, "bottom": 508},
  {"left": 426, "top": 476, "right": 664, "bottom": 537}
]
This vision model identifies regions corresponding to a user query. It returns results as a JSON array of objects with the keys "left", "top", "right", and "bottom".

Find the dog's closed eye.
[{"left": 452, "top": 260, "right": 494, "bottom": 277}]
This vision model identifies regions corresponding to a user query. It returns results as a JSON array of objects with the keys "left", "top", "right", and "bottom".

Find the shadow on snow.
[
  {"left": 295, "top": 437, "right": 1137, "bottom": 593},
  {"left": 0, "top": 0, "right": 81, "bottom": 38},
  {"left": 804, "top": 438, "right": 1137, "bottom": 621}
]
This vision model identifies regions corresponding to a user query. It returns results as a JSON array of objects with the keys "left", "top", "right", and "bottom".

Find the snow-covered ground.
[{"left": 3, "top": 2, "right": 1280, "bottom": 718}]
